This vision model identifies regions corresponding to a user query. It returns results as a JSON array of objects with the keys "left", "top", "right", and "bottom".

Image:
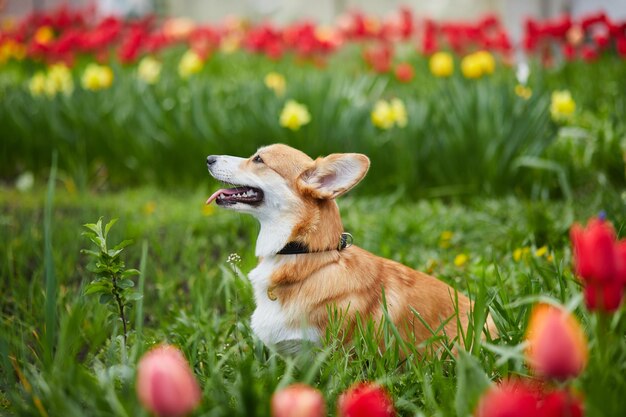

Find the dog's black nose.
[{"left": 206, "top": 155, "right": 217, "bottom": 166}]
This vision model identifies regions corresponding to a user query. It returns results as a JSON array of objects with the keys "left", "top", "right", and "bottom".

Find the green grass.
[
  {"left": 2, "top": 184, "right": 626, "bottom": 416},
  {"left": 3, "top": 52, "right": 625, "bottom": 198}
]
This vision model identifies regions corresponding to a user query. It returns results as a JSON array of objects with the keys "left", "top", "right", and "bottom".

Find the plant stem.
[{"left": 112, "top": 275, "right": 127, "bottom": 344}]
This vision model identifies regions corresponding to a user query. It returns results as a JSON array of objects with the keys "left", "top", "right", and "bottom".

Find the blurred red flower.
[
  {"left": 271, "top": 384, "right": 325, "bottom": 417},
  {"left": 581, "top": 44, "right": 599, "bottom": 61},
  {"left": 136, "top": 344, "right": 201, "bottom": 417},
  {"left": 525, "top": 303, "right": 588, "bottom": 381},
  {"left": 570, "top": 217, "right": 626, "bottom": 312},
  {"left": 363, "top": 43, "right": 393, "bottom": 73},
  {"left": 539, "top": 390, "right": 584, "bottom": 417},
  {"left": 616, "top": 36, "right": 626, "bottom": 57},
  {"left": 337, "top": 382, "right": 395, "bottom": 417},
  {"left": 394, "top": 62, "right": 414, "bottom": 82},
  {"left": 474, "top": 379, "right": 541, "bottom": 417}
]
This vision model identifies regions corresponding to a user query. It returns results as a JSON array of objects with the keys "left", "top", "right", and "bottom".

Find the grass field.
[{"left": 2, "top": 183, "right": 625, "bottom": 416}]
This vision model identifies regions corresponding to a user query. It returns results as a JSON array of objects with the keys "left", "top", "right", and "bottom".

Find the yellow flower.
[
  {"left": 429, "top": 52, "right": 454, "bottom": 77},
  {"left": 28, "top": 64, "right": 73, "bottom": 98},
  {"left": 454, "top": 253, "right": 469, "bottom": 267},
  {"left": 279, "top": 100, "right": 311, "bottom": 131},
  {"left": 264, "top": 72, "right": 286, "bottom": 97},
  {"left": 461, "top": 55, "right": 482, "bottom": 79},
  {"left": 371, "top": 98, "right": 408, "bottom": 129},
  {"left": 461, "top": 51, "right": 496, "bottom": 79},
  {"left": 28, "top": 72, "right": 47, "bottom": 96},
  {"left": 515, "top": 84, "right": 532, "bottom": 100},
  {"left": 513, "top": 247, "right": 530, "bottom": 262},
  {"left": 474, "top": 50, "right": 495, "bottom": 75},
  {"left": 440, "top": 231, "right": 454, "bottom": 241},
  {"left": 0, "top": 39, "right": 26, "bottom": 64},
  {"left": 202, "top": 204, "right": 215, "bottom": 216},
  {"left": 46, "top": 63, "right": 74, "bottom": 96},
  {"left": 137, "top": 56, "right": 161, "bottom": 84},
  {"left": 81, "top": 63, "right": 114, "bottom": 91},
  {"left": 178, "top": 50, "right": 203, "bottom": 79},
  {"left": 439, "top": 231, "right": 453, "bottom": 248},
  {"left": 220, "top": 34, "right": 242, "bottom": 54},
  {"left": 535, "top": 246, "right": 548, "bottom": 257},
  {"left": 550, "top": 90, "right": 576, "bottom": 121},
  {"left": 371, "top": 100, "right": 394, "bottom": 130},
  {"left": 34, "top": 26, "right": 54, "bottom": 45},
  {"left": 389, "top": 98, "right": 407, "bottom": 128},
  {"left": 143, "top": 201, "right": 157, "bottom": 215}
]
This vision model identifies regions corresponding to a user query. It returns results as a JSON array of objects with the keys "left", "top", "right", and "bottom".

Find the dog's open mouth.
[{"left": 206, "top": 186, "right": 264, "bottom": 206}]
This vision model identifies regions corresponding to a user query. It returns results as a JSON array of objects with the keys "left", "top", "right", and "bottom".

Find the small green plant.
[{"left": 81, "top": 217, "right": 142, "bottom": 343}]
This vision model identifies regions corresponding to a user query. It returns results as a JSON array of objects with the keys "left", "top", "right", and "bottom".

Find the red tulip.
[
  {"left": 394, "top": 62, "right": 414, "bottom": 82},
  {"left": 581, "top": 45, "right": 599, "bottom": 62},
  {"left": 363, "top": 44, "right": 393, "bottom": 73},
  {"left": 562, "top": 44, "right": 576, "bottom": 61},
  {"left": 539, "top": 390, "right": 584, "bottom": 417},
  {"left": 136, "top": 344, "right": 201, "bottom": 417},
  {"left": 271, "top": 384, "right": 325, "bottom": 417},
  {"left": 616, "top": 36, "right": 626, "bottom": 58},
  {"left": 593, "top": 32, "right": 610, "bottom": 49},
  {"left": 581, "top": 12, "right": 608, "bottom": 30},
  {"left": 571, "top": 217, "right": 626, "bottom": 312},
  {"left": 398, "top": 7, "right": 414, "bottom": 40},
  {"left": 474, "top": 379, "right": 541, "bottom": 417},
  {"left": 525, "top": 304, "right": 588, "bottom": 381},
  {"left": 337, "top": 382, "right": 395, "bottom": 417},
  {"left": 118, "top": 27, "right": 144, "bottom": 64}
]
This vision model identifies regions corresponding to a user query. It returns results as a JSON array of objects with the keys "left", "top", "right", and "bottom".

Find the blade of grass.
[
  {"left": 132, "top": 240, "right": 149, "bottom": 362},
  {"left": 43, "top": 151, "right": 58, "bottom": 366}
]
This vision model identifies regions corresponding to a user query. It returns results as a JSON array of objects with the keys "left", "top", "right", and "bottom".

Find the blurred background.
[{"left": 3, "top": 1, "right": 626, "bottom": 41}]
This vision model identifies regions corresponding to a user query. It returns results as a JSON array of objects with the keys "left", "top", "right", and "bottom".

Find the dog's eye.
[{"left": 253, "top": 155, "right": 264, "bottom": 164}]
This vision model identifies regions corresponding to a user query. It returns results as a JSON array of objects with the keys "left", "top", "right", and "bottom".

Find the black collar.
[{"left": 277, "top": 233, "right": 353, "bottom": 255}]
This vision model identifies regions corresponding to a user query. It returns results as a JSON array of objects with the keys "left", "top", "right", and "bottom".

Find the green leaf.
[
  {"left": 85, "top": 234, "right": 104, "bottom": 250},
  {"left": 126, "top": 291, "right": 143, "bottom": 301},
  {"left": 104, "top": 218, "right": 118, "bottom": 238},
  {"left": 84, "top": 282, "right": 112, "bottom": 295},
  {"left": 83, "top": 221, "right": 100, "bottom": 234},
  {"left": 122, "top": 269, "right": 140, "bottom": 278},
  {"left": 80, "top": 249, "right": 100, "bottom": 258},
  {"left": 455, "top": 349, "right": 492, "bottom": 417},
  {"left": 113, "top": 239, "right": 133, "bottom": 251},
  {"left": 117, "top": 279, "right": 135, "bottom": 289},
  {"left": 107, "top": 248, "right": 123, "bottom": 258},
  {"left": 99, "top": 293, "right": 113, "bottom": 304}
]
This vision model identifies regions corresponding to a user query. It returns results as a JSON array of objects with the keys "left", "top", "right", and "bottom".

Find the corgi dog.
[{"left": 206, "top": 144, "right": 495, "bottom": 351}]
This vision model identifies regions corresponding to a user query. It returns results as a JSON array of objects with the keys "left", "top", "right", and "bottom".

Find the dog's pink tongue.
[{"left": 206, "top": 188, "right": 239, "bottom": 205}]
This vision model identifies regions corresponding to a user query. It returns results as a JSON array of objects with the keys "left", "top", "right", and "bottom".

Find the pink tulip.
[
  {"left": 136, "top": 344, "right": 201, "bottom": 417},
  {"left": 271, "top": 383, "right": 326, "bottom": 417},
  {"left": 525, "top": 304, "right": 588, "bottom": 381}
]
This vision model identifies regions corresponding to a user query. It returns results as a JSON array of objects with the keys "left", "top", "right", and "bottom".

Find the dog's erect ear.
[{"left": 297, "top": 153, "right": 370, "bottom": 199}]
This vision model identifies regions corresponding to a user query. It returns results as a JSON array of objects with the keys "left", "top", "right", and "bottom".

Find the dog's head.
[{"left": 206, "top": 144, "right": 370, "bottom": 255}]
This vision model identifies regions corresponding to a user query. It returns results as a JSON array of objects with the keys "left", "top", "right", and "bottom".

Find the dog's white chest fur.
[{"left": 248, "top": 257, "right": 320, "bottom": 346}]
